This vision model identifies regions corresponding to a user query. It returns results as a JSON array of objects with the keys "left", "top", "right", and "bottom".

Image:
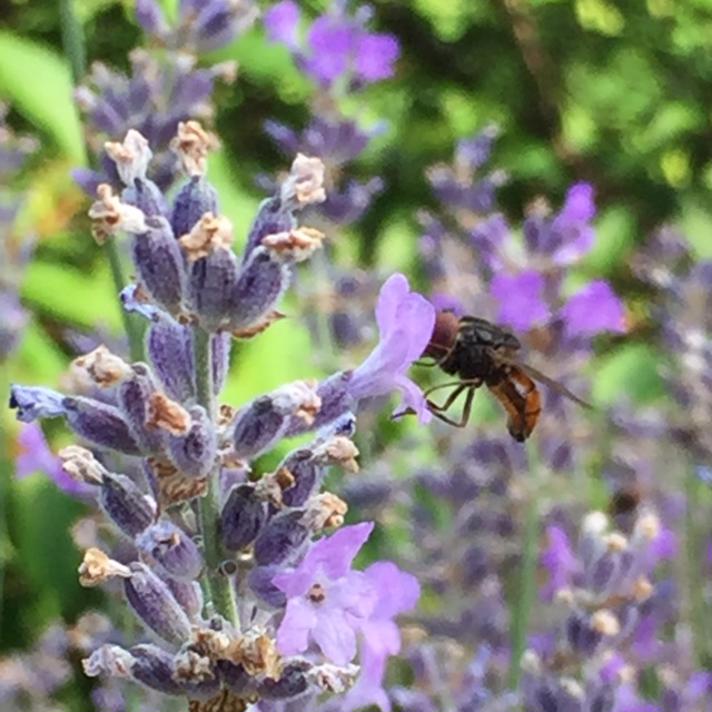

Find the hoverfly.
[{"left": 418, "top": 311, "right": 591, "bottom": 441}]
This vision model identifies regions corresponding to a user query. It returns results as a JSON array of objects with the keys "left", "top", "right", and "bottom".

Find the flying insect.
[{"left": 419, "top": 311, "right": 591, "bottom": 441}]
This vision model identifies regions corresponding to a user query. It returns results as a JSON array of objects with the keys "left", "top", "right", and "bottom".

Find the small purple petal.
[
  {"left": 264, "top": 0, "right": 300, "bottom": 48},
  {"left": 354, "top": 33, "right": 399, "bottom": 82},
  {"left": 560, "top": 280, "right": 626, "bottom": 338},
  {"left": 490, "top": 270, "right": 550, "bottom": 331}
]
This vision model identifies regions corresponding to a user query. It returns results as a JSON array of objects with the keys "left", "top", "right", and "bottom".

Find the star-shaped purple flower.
[{"left": 273, "top": 522, "right": 420, "bottom": 681}]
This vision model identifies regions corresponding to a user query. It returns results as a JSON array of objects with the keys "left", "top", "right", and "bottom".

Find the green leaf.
[
  {"left": 21, "top": 259, "right": 121, "bottom": 330},
  {"left": 0, "top": 31, "right": 85, "bottom": 163},
  {"left": 591, "top": 343, "right": 665, "bottom": 405}
]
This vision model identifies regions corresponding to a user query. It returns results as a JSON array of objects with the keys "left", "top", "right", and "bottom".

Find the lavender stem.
[
  {"left": 193, "top": 326, "right": 238, "bottom": 625},
  {"left": 508, "top": 442, "right": 541, "bottom": 688}
]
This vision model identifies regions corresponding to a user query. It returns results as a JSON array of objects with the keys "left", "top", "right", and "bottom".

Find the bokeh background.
[{"left": 1, "top": 0, "right": 712, "bottom": 709}]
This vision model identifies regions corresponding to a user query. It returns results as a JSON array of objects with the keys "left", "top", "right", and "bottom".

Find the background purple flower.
[
  {"left": 560, "top": 280, "right": 626, "bottom": 338},
  {"left": 490, "top": 270, "right": 550, "bottom": 331}
]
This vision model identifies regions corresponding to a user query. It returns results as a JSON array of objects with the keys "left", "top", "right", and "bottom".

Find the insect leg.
[
  {"left": 424, "top": 379, "right": 481, "bottom": 399},
  {"left": 426, "top": 384, "right": 467, "bottom": 412},
  {"left": 427, "top": 386, "right": 475, "bottom": 428}
]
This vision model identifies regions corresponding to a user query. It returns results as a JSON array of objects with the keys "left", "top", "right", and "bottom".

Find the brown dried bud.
[
  {"left": 188, "top": 690, "right": 248, "bottom": 712},
  {"left": 305, "top": 492, "right": 348, "bottom": 531},
  {"left": 59, "top": 445, "right": 106, "bottom": 484},
  {"left": 262, "top": 227, "right": 325, "bottom": 263},
  {"left": 224, "top": 632, "right": 281, "bottom": 680},
  {"left": 171, "top": 121, "right": 219, "bottom": 177},
  {"left": 71, "top": 345, "right": 132, "bottom": 388},
  {"left": 147, "top": 457, "right": 208, "bottom": 506},
  {"left": 105, "top": 129, "right": 152, "bottom": 186},
  {"left": 78, "top": 548, "right": 131, "bottom": 587},
  {"left": 321, "top": 436, "right": 360, "bottom": 473},
  {"left": 179, "top": 212, "right": 234, "bottom": 261},
  {"left": 88, "top": 184, "right": 147, "bottom": 243},
  {"left": 231, "top": 310, "right": 285, "bottom": 340},
  {"left": 146, "top": 393, "right": 192, "bottom": 435},
  {"left": 282, "top": 154, "right": 326, "bottom": 207}
]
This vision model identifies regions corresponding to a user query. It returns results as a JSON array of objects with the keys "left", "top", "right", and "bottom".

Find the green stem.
[
  {"left": 59, "top": 0, "right": 85, "bottom": 83},
  {"left": 194, "top": 328, "right": 238, "bottom": 625},
  {"left": 508, "top": 442, "right": 542, "bottom": 689},
  {"left": 105, "top": 240, "right": 145, "bottom": 363},
  {"left": 0, "top": 367, "right": 12, "bottom": 638},
  {"left": 59, "top": 0, "right": 145, "bottom": 363},
  {"left": 685, "top": 464, "right": 710, "bottom": 667}
]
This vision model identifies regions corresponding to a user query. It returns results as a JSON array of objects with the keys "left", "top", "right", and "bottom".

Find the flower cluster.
[
  {"left": 74, "top": 2, "right": 254, "bottom": 194},
  {"left": 263, "top": 0, "right": 399, "bottom": 227},
  {"left": 9, "top": 124, "right": 431, "bottom": 711}
]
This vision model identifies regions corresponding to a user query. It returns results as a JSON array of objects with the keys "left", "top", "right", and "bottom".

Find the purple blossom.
[
  {"left": 342, "top": 562, "right": 420, "bottom": 712},
  {"left": 490, "top": 270, "right": 550, "bottom": 331},
  {"left": 354, "top": 33, "right": 399, "bottom": 82},
  {"left": 560, "top": 280, "right": 626, "bottom": 338},
  {"left": 540, "top": 524, "right": 578, "bottom": 601},
  {"left": 274, "top": 522, "right": 377, "bottom": 665},
  {"left": 265, "top": 2, "right": 399, "bottom": 87},
  {"left": 348, "top": 273, "right": 435, "bottom": 423},
  {"left": 550, "top": 182, "right": 597, "bottom": 265},
  {"left": 14, "top": 424, "right": 90, "bottom": 497},
  {"left": 264, "top": 0, "right": 300, "bottom": 48}
]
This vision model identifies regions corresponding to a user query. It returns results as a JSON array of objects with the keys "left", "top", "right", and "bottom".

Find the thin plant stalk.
[
  {"left": 507, "top": 441, "right": 541, "bottom": 689},
  {"left": 193, "top": 327, "right": 238, "bottom": 625},
  {"left": 59, "top": 0, "right": 145, "bottom": 362}
]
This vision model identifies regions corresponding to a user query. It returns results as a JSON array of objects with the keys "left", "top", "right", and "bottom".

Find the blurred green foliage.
[{"left": 1, "top": 0, "right": 712, "bottom": 670}]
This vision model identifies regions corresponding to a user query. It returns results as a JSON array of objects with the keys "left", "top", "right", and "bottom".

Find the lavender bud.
[
  {"left": 231, "top": 382, "right": 321, "bottom": 461},
  {"left": 129, "top": 644, "right": 183, "bottom": 695},
  {"left": 117, "top": 364, "right": 166, "bottom": 454},
  {"left": 165, "top": 578, "right": 204, "bottom": 621},
  {"left": 9, "top": 385, "right": 65, "bottom": 422},
  {"left": 565, "top": 611, "right": 602, "bottom": 656},
  {"left": 137, "top": 520, "right": 203, "bottom": 581},
  {"left": 258, "top": 661, "right": 310, "bottom": 699},
  {"left": 134, "top": 0, "right": 168, "bottom": 36},
  {"left": 243, "top": 196, "right": 296, "bottom": 260},
  {"left": 216, "top": 660, "right": 255, "bottom": 695},
  {"left": 124, "top": 563, "right": 192, "bottom": 646},
  {"left": 171, "top": 177, "right": 219, "bottom": 237},
  {"left": 286, "top": 372, "right": 354, "bottom": 437},
  {"left": 279, "top": 450, "right": 320, "bottom": 508},
  {"left": 122, "top": 178, "right": 168, "bottom": 219},
  {"left": 147, "top": 315, "right": 196, "bottom": 402},
  {"left": 131, "top": 216, "right": 185, "bottom": 315},
  {"left": 63, "top": 396, "right": 142, "bottom": 455},
  {"left": 228, "top": 248, "right": 290, "bottom": 333},
  {"left": 253, "top": 509, "right": 308, "bottom": 566},
  {"left": 168, "top": 406, "right": 217, "bottom": 479},
  {"left": 220, "top": 484, "right": 267, "bottom": 551},
  {"left": 100, "top": 471, "right": 157, "bottom": 538},
  {"left": 186, "top": 246, "right": 240, "bottom": 332},
  {"left": 248, "top": 565, "right": 286, "bottom": 608}
]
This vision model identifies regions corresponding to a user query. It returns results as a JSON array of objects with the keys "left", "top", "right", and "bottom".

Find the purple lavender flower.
[
  {"left": 14, "top": 424, "right": 90, "bottom": 497},
  {"left": 348, "top": 273, "right": 435, "bottom": 423},
  {"left": 265, "top": 1, "right": 399, "bottom": 87},
  {"left": 490, "top": 270, "right": 550, "bottom": 332},
  {"left": 274, "top": 521, "right": 419, "bottom": 683},
  {"left": 540, "top": 524, "right": 578, "bottom": 601},
  {"left": 560, "top": 280, "right": 626, "bottom": 338},
  {"left": 342, "top": 561, "right": 420, "bottom": 711}
]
